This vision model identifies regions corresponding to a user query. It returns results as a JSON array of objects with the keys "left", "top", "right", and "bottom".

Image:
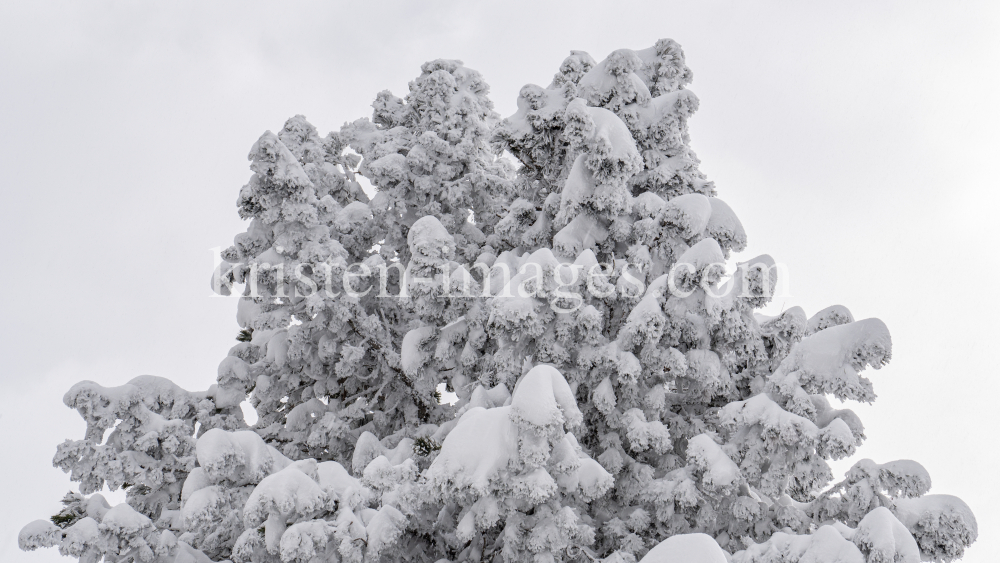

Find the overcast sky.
[{"left": 1, "top": 1, "right": 997, "bottom": 561}]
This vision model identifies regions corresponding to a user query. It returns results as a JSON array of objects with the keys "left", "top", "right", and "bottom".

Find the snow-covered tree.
[{"left": 21, "top": 39, "right": 976, "bottom": 563}]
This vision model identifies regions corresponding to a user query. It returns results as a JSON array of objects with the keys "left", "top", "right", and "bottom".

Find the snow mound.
[
  {"left": 661, "top": 193, "right": 712, "bottom": 239},
  {"left": 460, "top": 383, "right": 512, "bottom": 414},
  {"left": 249, "top": 131, "right": 313, "bottom": 190},
  {"left": 316, "top": 460, "right": 362, "bottom": 499},
  {"left": 592, "top": 377, "right": 617, "bottom": 415},
  {"left": 894, "top": 494, "right": 978, "bottom": 561},
  {"left": 619, "top": 408, "right": 669, "bottom": 453},
  {"left": 640, "top": 533, "right": 728, "bottom": 563},
  {"left": 401, "top": 325, "right": 436, "bottom": 377},
  {"left": 364, "top": 505, "right": 406, "bottom": 560},
  {"left": 577, "top": 48, "right": 650, "bottom": 109},
  {"left": 408, "top": 215, "right": 455, "bottom": 267},
  {"left": 18, "top": 520, "right": 62, "bottom": 551},
  {"left": 101, "top": 502, "right": 153, "bottom": 534},
  {"left": 564, "top": 98, "right": 643, "bottom": 184},
  {"left": 244, "top": 460, "right": 332, "bottom": 553},
  {"left": 686, "top": 434, "right": 740, "bottom": 488},
  {"left": 734, "top": 525, "right": 864, "bottom": 563},
  {"left": 426, "top": 406, "right": 519, "bottom": 493},
  {"left": 633, "top": 191, "right": 666, "bottom": 218},
  {"left": 62, "top": 375, "right": 206, "bottom": 443},
  {"left": 352, "top": 431, "right": 385, "bottom": 474},
  {"left": 553, "top": 213, "right": 609, "bottom": 257},
  {"left": 633, "top": 38, "right": 693, "bottom": 95},
  {"left": 806, "top": 305, "right": 855, "bottom": 335},
  {"left": 180, "top": 484, "right": 223, "bottom": 531},
  {"left": 279, "top": 520, "right": 334, "bottom": 562},
  {"left": 726, "top": 254, "right": 778, "bottom": 308},
  {"left": 216, "top": 356, "right": 252, "bottom": 407},
  {"left": 705, "top": 198, "right": 746, "bottom": 254},
  {"left": 557, "top": 154, "right": 598, "bottom": 225},
  {"left": 338, "top": 201, "right": 372, "bottom": 223},
  {"left": 853, "top": 507, "right": 920, "bottom": 563},
  {"left": 721, "top": 394, "right": 818, "bottom": 446},
  {"left": 618, "top": 273, "right": 670, "bottom": 349},
  {"left": 846, "top": 459, "right": 932, "bottom": 498},
  {"left": 61, "top": 518, "right": 100, "bottom": 559},
  {"left": 244, "top": 460, "right": 330, "bottom": 528},
  {"left": 771, "top": 318, "right": 892, "bottom": 403},
  {"left": 196, "top": 428, "right": 291, "bottom": 485},
  {"left": 676, "top": 238, "right": 725, "bottom": 272},
  {"left": 510, "top": 364, "right": 583, "bottom": 431}
]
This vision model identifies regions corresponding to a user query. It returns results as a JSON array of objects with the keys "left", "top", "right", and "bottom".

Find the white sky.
[{"left": 1, "top": 1, "right": 997, "bottom": 561}]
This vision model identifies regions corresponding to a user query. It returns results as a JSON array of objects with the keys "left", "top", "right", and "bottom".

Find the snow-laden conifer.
[{"left": 21, "top": 39, "right": 976, "bottom": 563}]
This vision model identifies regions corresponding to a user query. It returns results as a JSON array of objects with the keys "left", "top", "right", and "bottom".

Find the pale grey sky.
[{"left": 1, "top": 1, "right": 997, "bottom": 561}]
